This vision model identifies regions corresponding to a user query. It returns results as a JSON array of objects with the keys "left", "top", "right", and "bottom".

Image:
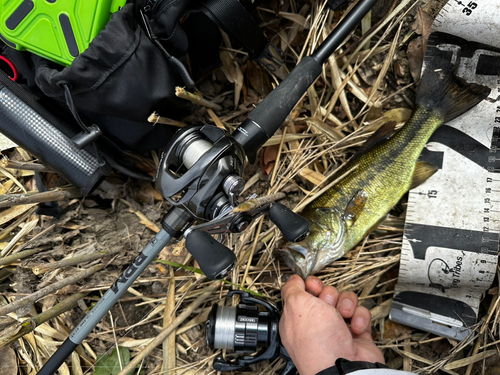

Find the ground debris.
[{"left": 0, "top": 0, "right": 498, "bottom": 374}]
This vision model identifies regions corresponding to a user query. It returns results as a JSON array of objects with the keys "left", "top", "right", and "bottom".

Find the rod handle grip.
[{"left": 233, "top": 56, "right": 322, "bottom": 154}]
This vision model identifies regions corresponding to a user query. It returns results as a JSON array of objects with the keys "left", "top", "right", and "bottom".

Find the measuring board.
[{"left": 390, "top": 0, "right": 500, "bottom": 340}]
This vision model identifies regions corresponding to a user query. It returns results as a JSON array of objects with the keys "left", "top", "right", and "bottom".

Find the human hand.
[{"left": 279, "top": 275, "right": 384, "bottom": 375}]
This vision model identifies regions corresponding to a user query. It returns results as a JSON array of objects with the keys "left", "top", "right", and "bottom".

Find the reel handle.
[
  {"left": 269, "top": 204, "right": 311, "bottom": 243},
  {"left": 185, "top": 230, "right": 236, "bottom": 280}
]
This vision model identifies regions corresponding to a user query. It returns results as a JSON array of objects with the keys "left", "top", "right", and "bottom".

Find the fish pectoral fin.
[
  {"left": 285, "top": 243, "right": 309, "bottom": 258},
  {"left": 343, "top": 190, "right": 368, "bottom": 229},
  {"left": 410, "top": 161, "right": 438, "bottom": 189},
  {"left": 352, "top": 121, "right": 397, "bottom": 159}
]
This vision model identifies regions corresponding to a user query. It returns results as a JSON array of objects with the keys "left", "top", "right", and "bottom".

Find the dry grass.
[{"left": 0, "top": 0, "right": 499, "bottom": 374}]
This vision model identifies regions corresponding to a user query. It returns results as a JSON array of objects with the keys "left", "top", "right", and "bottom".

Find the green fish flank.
[
  {"left": 279, "top": 58, "right": 491, "bottom": 278},
  {"left": 281, "top": 109, "right": 443, "bottom": 278}
]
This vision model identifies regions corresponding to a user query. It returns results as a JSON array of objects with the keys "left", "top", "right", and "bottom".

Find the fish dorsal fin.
[
  {"left": 343, "top": 190, "right": 368, "bottom": 229},
  {"left": 353, "top": 121, "right": 397, "bottom": 159},
  {"left": 416, "top": 57, "right": 490, "bottom": 123},
  {"left": 410, "top": 161, "right": 438, "bottom": 189}
]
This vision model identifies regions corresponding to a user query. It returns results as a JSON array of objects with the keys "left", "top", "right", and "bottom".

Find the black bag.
[
  {"left": 1, "top": 0, "right": 282, "bottom": 152},
  {"left": 34, "top": 3, "right": 187, "bottom": 125}
]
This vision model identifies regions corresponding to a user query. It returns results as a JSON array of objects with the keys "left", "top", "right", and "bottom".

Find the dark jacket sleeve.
[
  {"left": 316, "top": 366, "right": 338, "bottom": 375},
  {"left": 315, "top": 358, "right": 390, "bottom": 375}
]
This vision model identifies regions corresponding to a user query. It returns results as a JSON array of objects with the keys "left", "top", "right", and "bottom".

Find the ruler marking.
[{"left": 394, "top": 3, "right": 500, "bottom": 340}]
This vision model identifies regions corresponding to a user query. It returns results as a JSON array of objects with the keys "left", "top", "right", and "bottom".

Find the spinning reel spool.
[{"left": 206, "top": 291, "right": 296, "bottom": 374}]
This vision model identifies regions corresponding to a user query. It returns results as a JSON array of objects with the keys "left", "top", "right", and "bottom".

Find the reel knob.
[
  {"left": 269, "top": 203, "right": 311, "bottom": 243},
  {"left": 185, "top": 230, "right": 236, "bottom": 280}
]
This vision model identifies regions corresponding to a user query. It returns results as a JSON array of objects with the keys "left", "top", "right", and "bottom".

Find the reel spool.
[
  {"left": 206, "top": 291, "right": 296, "bottom": 374},
  {"left": 156, "top": 125, "right": 246, "bottom": 221}
]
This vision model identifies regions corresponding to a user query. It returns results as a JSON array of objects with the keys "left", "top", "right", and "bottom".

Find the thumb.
[{"left": 281, "top": 274, "right": 306, "bottom": 302}]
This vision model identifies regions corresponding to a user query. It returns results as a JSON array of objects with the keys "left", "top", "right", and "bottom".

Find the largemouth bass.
[{"left": 280, "top": 57, "right": 490, "bottom": 278}]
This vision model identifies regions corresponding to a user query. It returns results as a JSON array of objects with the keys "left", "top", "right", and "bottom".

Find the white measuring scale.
[{"left": 390, "top": 0, "right": 500, "bottom": 340}]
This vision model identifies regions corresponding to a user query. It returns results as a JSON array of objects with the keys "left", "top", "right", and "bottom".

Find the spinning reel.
[
  {"left": 206, "top": 291, "right": 296, "bottom": 375},
  {"left": 156, "top": 124, "right": 311, "bottom": 279}
]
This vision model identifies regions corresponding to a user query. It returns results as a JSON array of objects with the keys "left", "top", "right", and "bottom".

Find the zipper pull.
[{"left": 143, "top": 0, "right": 160, "bottom": 15}]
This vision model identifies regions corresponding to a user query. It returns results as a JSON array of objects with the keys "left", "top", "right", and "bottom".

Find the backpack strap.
[
  {"left": 197, "top": 0, "right": 284, "bottom": 71},
  {"left": 327, "top": 0, "right": 348, "bottom": 11}
]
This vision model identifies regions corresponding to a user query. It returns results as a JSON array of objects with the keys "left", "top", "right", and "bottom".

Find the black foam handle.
[
  {"left": 232, "top": 56, "right": 322, "bottom": 154},
  {"left": 233, "top": 0, "right": 378, "bottom": 155},
  {"left": 185, "top": 230, "right": 236, "bottom": 280},
  {"left": 269, "top": 203, "right": 311, "bottom": 243}
]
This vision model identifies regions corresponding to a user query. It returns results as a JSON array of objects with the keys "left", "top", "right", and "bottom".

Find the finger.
[
  {"left": 281, "top": 274, "right": 306, "bottom": 302},
  {"left": 350, "top": 305, "right": 372, "bottom": 336},
  {"left": 305, "top": 276, "right": 323, "bottom": 296},
  {"left": 318, "top": 285, "right": 339, "bottom": 306},
  {"left": 336, "top": 291, "right": 358, "bottom": 319}
]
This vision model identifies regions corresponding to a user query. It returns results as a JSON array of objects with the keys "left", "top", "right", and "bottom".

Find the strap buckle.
[{"left": 257, "top": 42, "right": 285, "bottom": 72}]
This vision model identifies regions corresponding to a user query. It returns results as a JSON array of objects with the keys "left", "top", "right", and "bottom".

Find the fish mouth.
[
  {"left": 279, "top": 211, "right": 347, "bottom": 278},
  {"left": 279, "top": 241, "right": 315, "bottom": 278}
]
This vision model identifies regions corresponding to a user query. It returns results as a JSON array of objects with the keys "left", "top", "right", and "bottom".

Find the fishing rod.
[{"left": 37, "top": 0, "right": 377, "bottom": 373}]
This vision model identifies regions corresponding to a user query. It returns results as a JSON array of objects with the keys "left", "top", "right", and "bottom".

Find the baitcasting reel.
[
  {"left": 156, "top": 124, "right": 311, "bottom": 280},
  {"left": 207, "top": 291, "right": 296, "bottom": 374}
]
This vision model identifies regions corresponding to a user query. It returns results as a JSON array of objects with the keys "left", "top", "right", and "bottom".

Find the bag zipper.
[{"left": 143, "top": 0, "right": 162, "bottom": 15}]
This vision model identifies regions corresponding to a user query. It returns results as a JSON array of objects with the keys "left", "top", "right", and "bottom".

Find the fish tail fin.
[{"left": 415, "top": 57, "right": 491, "bottom": 123}]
